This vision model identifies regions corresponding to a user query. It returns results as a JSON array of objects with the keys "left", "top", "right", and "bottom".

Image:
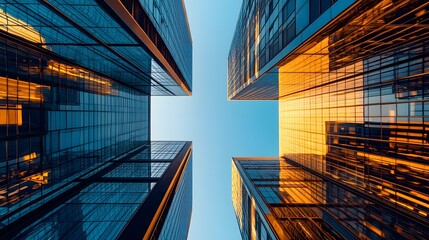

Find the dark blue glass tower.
[{"left": 0, "top": 0, "right": 192, "bottom": 239}]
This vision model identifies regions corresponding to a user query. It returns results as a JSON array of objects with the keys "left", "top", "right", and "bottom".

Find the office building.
[
  {"left": 233, "top": 157, "right": 428, "bottom": 239},
  {"left": 0, "top": 0, "right": 192, "bottom": 239},
  {"left": 229, "top": 0, "right": 429, "bottom": 239}
]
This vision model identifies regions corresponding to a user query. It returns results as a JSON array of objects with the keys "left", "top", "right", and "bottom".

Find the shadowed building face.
[{"left": 0, "top": 0, "right": 193, "bottom": 239}]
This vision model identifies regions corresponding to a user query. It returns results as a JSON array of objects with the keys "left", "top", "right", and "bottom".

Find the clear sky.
[{"left": 151, "top": 0, "right": 278, "bottom": 239}]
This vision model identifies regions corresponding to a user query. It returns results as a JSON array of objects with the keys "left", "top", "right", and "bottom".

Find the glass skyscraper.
[
  {"left": 229, "top": 0, "right": 429, "bottom": 239},
  {"left": 0, "top": 0, "right": 192, "bottom": 239}
]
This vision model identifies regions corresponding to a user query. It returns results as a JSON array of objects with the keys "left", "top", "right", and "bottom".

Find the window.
[
  {"left": 282, "top": 20, "right": 296, "bottom": 47},
  {"left": 310, "top": 0, "right": 320, "bottom": 23},
  {"left": 282, "top": 0, "right": 295, "bottom": 22},
  {"left": 258, "top": 187, "right": 281, "bottom": 203},
  {"left": 310, "top": 0, "right": 332, "bottom": 23},
  {"left": 268, "top": 0, "right": 274, "bottom": 15},
  {"left": 287, "top": 20, "right": 296, "bottom": 44}
]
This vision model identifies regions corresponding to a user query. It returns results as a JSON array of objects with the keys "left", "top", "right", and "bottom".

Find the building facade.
[
  {"left": 233, "top": 157, "right": 428, "bottom": 239},
  {"left": 2, "top": 141, "right": 192, "bottom": 240},
  {"left": 230, "top": 0, "right": 429, "bottom": 239},
  {"left": 0, "top": 0, "right": 192, "bottom": 239}
]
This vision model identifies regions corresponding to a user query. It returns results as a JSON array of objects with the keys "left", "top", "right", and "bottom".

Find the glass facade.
[
  {"left": 1, "top": 0, "right": 191, "bottom": 96},
  {"left": 232, "top": 158, "right": 277, "bottom": 240},
  {"left": 159, "top": 154, "right": 192, "bottom": 240},
  {"left": 117, "top": 0, "right": 193, "bottom": 95},
  {"left": 279, "top": 0, "right": 429, "bottom": 230},
  {"left": 14, "top": 182, "right": 152, "bottom": 239},
  {"left": 233, "top": 158, "right": 428, "bottom": 239},
  {"left": 231, "top": 0, "right": 429, "bottom": 239},
  {"left": 0, "top": 36, "right": 149, "bottom": 224},
  {"left": 1, "top": 141, "right": 192, "bottom": 239},
  {"left": 0, "top": 0, "right": 193, "bottom": 239},
  {"left": 227, "top": 0, "right": 357, "bottom": 99},
  {"left": 139, "top": 0, "right": 193, "bottom": 89}
]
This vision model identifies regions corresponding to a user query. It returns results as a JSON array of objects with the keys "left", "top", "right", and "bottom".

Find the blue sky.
[{"left": 151, "top": 0, "right": 278, "bottom": 239}]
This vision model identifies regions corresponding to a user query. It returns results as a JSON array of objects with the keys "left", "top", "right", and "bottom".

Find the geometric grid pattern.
[
  {"left": 228, "top": 0, "right": 343, "bottom": 99},
  {"left": 159, "top": 155, "right": 192, "bottom": 240},
  {"left": 279, "top": 0, "right": 429, "bottom": 226},
  {"left": 0, "top": 0, "right": 189, "bottom": 95},
  {"left": 1, "top": 141, "right": 190, "bottom": 239},
  {"left": 234, "top": 158, "right": 429, "bottom": 239}
]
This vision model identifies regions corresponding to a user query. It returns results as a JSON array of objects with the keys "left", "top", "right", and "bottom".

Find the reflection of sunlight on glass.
[
  {"left": 254, "top": 21, "right": 260, "bottom": 79},
  {"left": 279, "top": 36, "right": 364, "bottom": 173},
  {"left": 25, "top": 171, "right": 49, "bottom": 185},
  {"left": 0, "top": 104, "right": 22, "bottom": 125},
  {"left": 0, "top": 77, "right": 47, "bottom": 103},
  {"left": 0, "top": 8, "right": 48, "bottom": 48},
  {"left": 275, "top": 0, "right": 429, "bottom": 233},
  {"left": 231, "top": 163, "right": 244, "bottom": 231},
  {"left": 0, "top": 8, "right": 114, "bottom": 96},
  {"left": 45, "top": 60, "right": 114, "bottom": 95},
  {"left": 0, "top": 150, "right": 48, "bottom": 206},
  {"left": 22, "top": 152, "right": 37, "bottom": 161}
]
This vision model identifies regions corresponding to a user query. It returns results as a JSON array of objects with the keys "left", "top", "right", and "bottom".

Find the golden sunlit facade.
[
  {"left": 232, "top": 158, "right": 280, "bottom": 240},
  {"left": 231, "top": 0, "right": 429, "bottom": 239},
  {"left": 280, "top": 0, "right": 429, "bottom": 226}
]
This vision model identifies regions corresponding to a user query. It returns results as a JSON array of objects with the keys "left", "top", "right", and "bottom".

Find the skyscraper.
[
  {"left": 229, "top": 0, "right": 429, "bottom": 239},
  {"left": 0, "top": 0, "right": 192, "bottom": 239}
]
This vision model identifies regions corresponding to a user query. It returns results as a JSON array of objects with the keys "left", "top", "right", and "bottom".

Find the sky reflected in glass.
[{"left": 151, "top": 0, "right": 278, "bottom": 239}]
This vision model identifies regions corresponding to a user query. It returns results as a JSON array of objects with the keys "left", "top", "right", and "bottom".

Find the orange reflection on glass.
[
  {"left": 22, "top": 152, "right": 37, "bottom": 161},
  {"left": 0, "top": 104, "right": 22, "bottom": 125},
  {"left": 25, "top": 171, "right": 49, "bottom": 185},
  {"left": 45, "top": 60, "right": 113, "bottom": 95},
  {"left": 0, "top": 150, "right": 49, "bottom": 206},
  {"left": 254, "top": 15, "right": 260, "bottom": 79},
  {"left": 0, "top": 9, "right": 114, "bottom": 95},
  {"left": 0, "top": 8, "right": 48, "bottom": 48},
  {"left": 279, "top": 36, "right": 364, "bottom": 165},
  {"left": 232, "top": 162, "right": 245, "bottom": 231},
  {"left": 0, "top": 77, "right": 47, "bottom": 102}
]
